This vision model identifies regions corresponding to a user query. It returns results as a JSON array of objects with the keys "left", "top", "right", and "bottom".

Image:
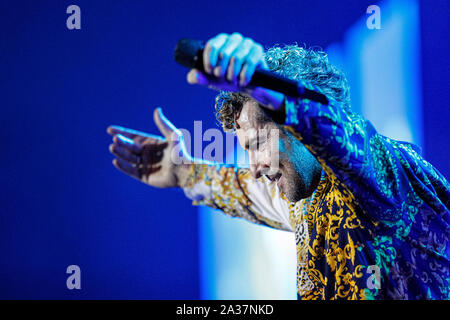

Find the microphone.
[{"left": 174, "top": 38, "right": 329, "bottom": 105}]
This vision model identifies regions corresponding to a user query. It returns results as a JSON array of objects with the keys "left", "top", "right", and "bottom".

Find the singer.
[{"left": 107, "top": 33, "right": 449, "bottom": 299}]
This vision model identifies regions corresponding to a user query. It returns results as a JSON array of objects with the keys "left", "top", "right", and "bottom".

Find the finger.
[
  {"left": 226, "top": 37, "right": 253, "bottom": 83},
  {"left": 260, "top": 58, "right": 269, "bottom": 70},
  {"left": 153, "top": 108, "right": 180, "bottom": 140},
  {"left": 109, "top": 144, "right": 140, "bottom": 165},
  {"left": 187, "top": 69, "right": 200, "bottom": 85},
  {"left": 239, "top": 44, "right": 264, "bottom": 87},
  {"left": 187, "top": 69, "right": 237, "bottom": 92},
  {"left": 107, "top": 125, "right": 166, "bottom": 143},
  {"left": 203, "top": 33, "right": 228, "bottom": 74},
  {"left": 214, "top": 32, "right": 243, "bottom": 78},
  {"left": 187, "top": 69, "right": 214, "bottom": 86},
  {"left": 113, "top": 158, "right": 140, "bottom": 179},
  {"left": 114, "top": 134, "right": 142, "bottom": 154},
  {"left": 107, "top": 125, "right": 139, "bottom": 138}
]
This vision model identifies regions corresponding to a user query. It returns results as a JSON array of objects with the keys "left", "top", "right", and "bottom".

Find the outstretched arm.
[{"left": 107, "top": 108, "right": 293, "bottom": 231}]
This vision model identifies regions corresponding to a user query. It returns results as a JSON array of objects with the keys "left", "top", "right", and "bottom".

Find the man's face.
[{"left": 235, "top": 100, "right": 322, "bottom": 202}]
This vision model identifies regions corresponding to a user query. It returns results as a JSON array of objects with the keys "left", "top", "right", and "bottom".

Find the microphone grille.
[{"left": 174, "top": 38, "right": 203, "bottom": 69}]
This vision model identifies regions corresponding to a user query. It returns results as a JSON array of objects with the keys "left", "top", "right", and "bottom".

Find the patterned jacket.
[{"left": 183, "top": 86, "right": 450, "bottom": 299}]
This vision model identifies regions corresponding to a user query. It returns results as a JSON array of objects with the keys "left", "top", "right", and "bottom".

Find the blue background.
[{"left": 0, "top": 0, "right": 449, "bottom": 299}]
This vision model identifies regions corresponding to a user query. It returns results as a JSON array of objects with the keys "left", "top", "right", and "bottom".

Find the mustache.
[{"left": 264, "top": 171, "right": 282, "bottom": 182}]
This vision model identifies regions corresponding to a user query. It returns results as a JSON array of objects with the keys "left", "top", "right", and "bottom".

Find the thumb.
[{"left": 153, "top": 107, "right": 179, "bottom": 140}]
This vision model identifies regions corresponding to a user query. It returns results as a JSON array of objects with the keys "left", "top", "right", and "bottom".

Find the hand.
[
  {"left": 107, "top": 108, "right": 192, "bottom": 188},
  {"left": 186, "top": 32, "right": 285, "bottom": 111}
]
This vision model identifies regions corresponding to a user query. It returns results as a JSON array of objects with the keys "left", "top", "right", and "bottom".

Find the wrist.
[
  {"left": 175, "top": 163, "right": 192, "bottom": 188},
  {"left": 176, "top": 161, "right": 212, "bottom": 189}
]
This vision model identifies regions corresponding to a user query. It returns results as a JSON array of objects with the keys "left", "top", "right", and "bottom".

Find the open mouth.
[{"left": 266, "top": 172, "right": 282, "bottom": 183}]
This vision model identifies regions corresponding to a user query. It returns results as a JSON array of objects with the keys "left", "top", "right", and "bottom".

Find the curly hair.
[{"left": 215, "top": 44, "right": 351, "bottom": 132}]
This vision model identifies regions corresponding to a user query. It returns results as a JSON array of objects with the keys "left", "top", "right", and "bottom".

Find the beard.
[
  {"left": 277, "top": 129, "right": 322, "bottom": 203},
  {"left": 279, "top": 164, "right": 308, "bottom": 202}
]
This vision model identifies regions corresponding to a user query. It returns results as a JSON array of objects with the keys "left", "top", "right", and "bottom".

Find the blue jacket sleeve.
[{"left": 283, "top": 89, "right": 450, "bottom": 224}]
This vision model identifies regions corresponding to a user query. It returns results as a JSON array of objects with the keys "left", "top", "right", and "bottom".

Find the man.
[{"left": 107, "top": 33, "right": 450, "bottom": 299}]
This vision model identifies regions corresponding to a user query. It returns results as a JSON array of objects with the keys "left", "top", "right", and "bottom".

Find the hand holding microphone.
[{"left": 174, "top": 32, "right": 329, "bottom": 111}]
